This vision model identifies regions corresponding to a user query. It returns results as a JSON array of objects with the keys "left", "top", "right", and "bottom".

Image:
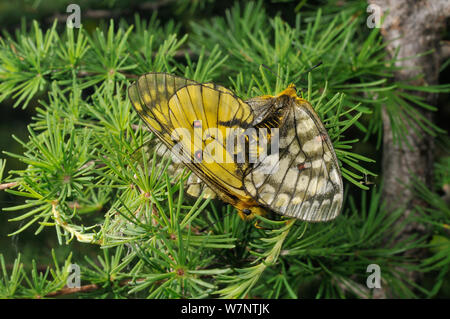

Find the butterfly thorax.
[{"left": 234, "top": 86, "right": 303, "bottom": 220}]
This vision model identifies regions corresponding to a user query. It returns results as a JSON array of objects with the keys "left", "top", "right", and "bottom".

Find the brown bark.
[
  {"left": 45, "top": 278, "right": 146, "bottom": 297},
  {"left": 368, "top": 0, "right": 449, "bottom": 297}
]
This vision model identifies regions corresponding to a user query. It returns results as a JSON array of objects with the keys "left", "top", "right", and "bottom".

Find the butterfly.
[{"left": 128, "top": 73, "right": 343, "bottom": 222}]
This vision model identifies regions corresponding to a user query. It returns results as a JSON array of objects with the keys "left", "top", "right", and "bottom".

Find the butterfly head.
[
  {"left": 238, "top": 206, "right": 267, "bottom": 221},
  {"left": 276, "top": 84, "right": 298, "bottom": 99}
]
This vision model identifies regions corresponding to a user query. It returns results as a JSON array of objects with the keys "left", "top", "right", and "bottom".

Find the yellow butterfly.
[{"left": 128, "top": 73, "right": 343, "bottom": 222}]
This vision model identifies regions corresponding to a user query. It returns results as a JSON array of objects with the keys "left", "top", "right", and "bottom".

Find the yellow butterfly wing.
[
  {"left": 141, "top": 90, "right": 275, "bottom": 202},
  {"left": 128, "top": 73, "right": 254, "bottom": 207}
]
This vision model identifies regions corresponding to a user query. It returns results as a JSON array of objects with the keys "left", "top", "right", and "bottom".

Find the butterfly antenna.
[
  {"left": 129, "top": 138, "right": 153, "bottom": 157},
  {"left": 298, "top": 61, "right": 323, "bottom": 79},
  {"left": 262, "top": 62, "right": 322, "bottom": 87},
  {"left": 199, "top": 209, "right": 235, "bottom": 233},
  {"left": 261, "top": 64, "right": 285, "bottom": 83}
]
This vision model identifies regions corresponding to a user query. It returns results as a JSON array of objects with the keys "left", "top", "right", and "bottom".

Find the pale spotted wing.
[{"left": 243, "top": 98, "right": 343, "bottom": 221}]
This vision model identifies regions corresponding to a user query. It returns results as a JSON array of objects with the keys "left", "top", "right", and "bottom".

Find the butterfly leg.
[{"left": 253, "top": 220, "right": 269, "bottom": 230}]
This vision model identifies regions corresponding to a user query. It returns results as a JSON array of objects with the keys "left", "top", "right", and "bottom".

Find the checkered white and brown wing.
[{"left": 243, "top": 98, "right": 343, "bottom": 221}]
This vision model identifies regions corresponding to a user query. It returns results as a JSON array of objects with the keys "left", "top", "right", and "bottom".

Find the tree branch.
[
  {"left": 46, "top": 1, "right": 175, "bottom": 23},
  {"left": 45, "top": 278, "right": 146, "bottom": 297},
  {"left": 368, "top": 0, "right": 450, "bottom": 297},
  {"left": 0, "top": 181, "right": 18, "bottom": 190}
]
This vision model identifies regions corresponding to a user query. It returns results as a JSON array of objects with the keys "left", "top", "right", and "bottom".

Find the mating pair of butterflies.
[{"left": 128, "top": 73, "right": 343, "bottom": 222}]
